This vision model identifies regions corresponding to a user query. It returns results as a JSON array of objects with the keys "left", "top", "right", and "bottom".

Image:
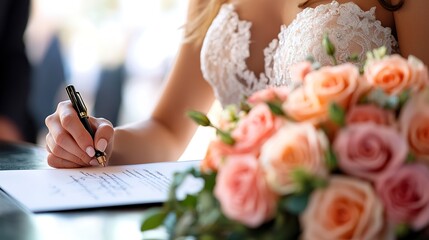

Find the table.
[{"left": 0, "top": 141, "right": 165, "bottom": 240}]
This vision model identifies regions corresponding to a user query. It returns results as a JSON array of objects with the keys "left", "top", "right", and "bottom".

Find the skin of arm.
[
  {"left": 392, "top": 0, "right": 429, "bottom": 65},
  {"left": 108, "top": 0, "right": 215, "bottom": 165},
  {"left": 109, "top": 42, "right": 215, "bottom": 165}
]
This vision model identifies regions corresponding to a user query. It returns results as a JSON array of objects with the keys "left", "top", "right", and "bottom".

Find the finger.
[
  {"left": 46, "top": 153, "right": 84, "bottom": 168},
  {"left": 56, "top": 101, "right": 96, "bottom": 161},
  {"left": 91, "top": 118, "right": 114, "bottom": 153},
  {"left": 45, "top": 103, "right": 93, "bottom": 164},
  {"left": 46, "top": 133, "right": 88, "bottom": 166}
]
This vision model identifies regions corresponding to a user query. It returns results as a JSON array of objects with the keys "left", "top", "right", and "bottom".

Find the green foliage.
[
  {"left": 365, "top": 88, "right": 411, "bottom": 111},
  {"left": 281, "top": 194, "right": 309, "bottom": 215},
  {"left": 324, "top": 146, "right": 338, "bottom": 171},
  {"left": 328, "top": 102, "right": 346, "bottom": 127},
  {"left": 322, "top": 33, "right": 337, "bottom": 65},
  {"left": 395, "top": 223, "right": 410, "bottom": 238},
  {"left": 216, "top": 129, "right": 235, "bottom": 145},
  {"left": 187, "top": 109, "right": 236, "bottom": 145},
  {"left": 266, "top": 101, "right": 285, "bottom": 116},
  {"left": 187, "top": 110, "right": 212, "bottom": 127},
  {"left": 290, "top": 168, "right": 327, "bottom": 194},
  {"left": 141, "top": 208, "right": 168, "bottom": 231}
]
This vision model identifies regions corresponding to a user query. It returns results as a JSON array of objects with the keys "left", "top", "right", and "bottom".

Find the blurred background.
[{"left": 24, "top": 0, "right": 215, "bottom": 161}]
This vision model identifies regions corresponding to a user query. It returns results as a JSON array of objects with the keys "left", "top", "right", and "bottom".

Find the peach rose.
[
  {"left": 407, "top": 55, "right": 429, "bottom": 90},
  {"left": 201, "top": 140, "right": 232, "bottom": 172},
  {"left": 247, "top": 86, "right": 290, "bottom": 105},
  {"left": 365, "top": 54, "right": 412, "bottom": 95},
  {"left": 346, "top": 104, "right": 395, "bottom": 126},
  {"left": 399, "top": 89, "right": 429, "bottom": 163},
  {"left": 376, "top": 164, "right": 429, "bottom": 230},
  {"left": 334, "top": 123, "right": 407, "bottom": 182},
  {"left": 290, "top": 60, "right": 313, "bottom": 83},
  {"left": 284, "top": 63, "right": 360, "bottom": 124},
  {"left": 305, "top": 63, "right": 360, "bottom": 106},
  {"left": 214, "top": 154, "right": 278, "bottom": 228},
  {"left": 301, "top": 176, "right": 388, "bottom": 240},
  {"left": 282, "top": 87, "right": 322, "bottom": 124},
  {"left": 260, "top": 123, "right": 328, "bottom": 194},
  {"left": 231, "top": 104, "right": 282, "bottom": 154}
]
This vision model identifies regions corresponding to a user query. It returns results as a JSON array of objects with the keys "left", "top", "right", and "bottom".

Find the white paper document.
[{"left": 0, "top": 160, "right": 202, "bottom": 212}]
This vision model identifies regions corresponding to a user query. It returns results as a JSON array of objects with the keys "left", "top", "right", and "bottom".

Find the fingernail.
[
  {"left": 86, "top": 146, "right": 95, "bottom": 157},
  {"left": 96, "top": 138, "right": 108, "bottom": 152},
  {"left": 89, "top": 159, "right": 100, "bottom": 166}
]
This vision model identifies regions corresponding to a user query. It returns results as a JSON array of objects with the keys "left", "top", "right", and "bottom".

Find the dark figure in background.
[{"left": 0, "top": 0, "right": 36, "bottom": 143}]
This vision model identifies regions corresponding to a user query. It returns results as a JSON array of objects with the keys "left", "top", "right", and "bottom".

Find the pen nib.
[{"left": 96, "top": 155, "right": 107, "bottom": 167}]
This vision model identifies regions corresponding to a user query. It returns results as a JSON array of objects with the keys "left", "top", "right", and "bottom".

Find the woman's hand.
[{"left": 45, "top": 101, "right": 114, "bottom": 168}]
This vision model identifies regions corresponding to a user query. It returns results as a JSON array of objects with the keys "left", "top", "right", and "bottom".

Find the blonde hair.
[{"left": 184, "top": 0, "right": 228, "bottom": 46}]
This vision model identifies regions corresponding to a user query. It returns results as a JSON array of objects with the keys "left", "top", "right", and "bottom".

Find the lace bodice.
[
  {"left": 200, "top": 1, "right": 398, "bottom": 107},
  {"left": 200, "top": 4, "right": 278, "bottom": 107}
]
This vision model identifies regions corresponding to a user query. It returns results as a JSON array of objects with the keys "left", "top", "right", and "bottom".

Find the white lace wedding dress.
[{"left": 200, "top": 1, "right": 398, "bottom": 107}]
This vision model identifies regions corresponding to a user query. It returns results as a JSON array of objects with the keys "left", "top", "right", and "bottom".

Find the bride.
[{"left": 45, "top": 0, "right": 429, "bottom": 168}]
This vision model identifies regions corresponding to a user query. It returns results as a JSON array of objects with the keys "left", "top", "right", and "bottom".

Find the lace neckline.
[
  {"left": 221, "top": 3, "right": 278, "bottom": 86},
  {"left": 289, "top": 1, "right": 388, "bottom": 30}
]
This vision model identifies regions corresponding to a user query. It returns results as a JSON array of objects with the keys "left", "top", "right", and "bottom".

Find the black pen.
[{"left": 66, "top": 85, "right": 107, "bottom": 167}]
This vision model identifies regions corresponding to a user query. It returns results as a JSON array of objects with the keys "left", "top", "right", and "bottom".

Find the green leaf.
[
  {"left": 266, "top": 101, "right": 285, "bottom": 116},
  {"left": 406, "top": 152, "right": 416, "bottom": 164},
  {"left": 324, "top": 146, "right": 338, "bottom": 171},
  {"left": 322, "top": 33, "right": 337, "bottom": 65},
  {"left": 347, "top": 53, "right": 359, "bottom": 62},
  {"left": 181, "top": 194, "right": 198, "bottom": 208},
  {"left": 322, "top": 33, "right": 336, "bottom": 57},
  {"left": 216, "top": 129, "right": 235, "bottom": 145},
  {"left": 197, "top": 191, "right": 221, "bottom": 227},
  {"left": 328, "top": 102, "right": 346, "bottom": 127},
  {"left": 282, "top": 194, "right": 309, "bottom": 215},
  {"left": 239, "top": 100, "right": 252, "bottom": 113},
  {"left": 163, "top": 213, "right": 177, "bottom": 238},
  {"left": 395, "top": 223, "right": 410, "bottom": 238},
  {"left": 187, "top": 110, "right": 212, "bottom": 127},
  {"left": 398, "top": 89, "right": 411, "bottom": 107},
  {"left": 141, "top": 208, "right": 168, "bottom": 231},
  {"left": 290, "top": 168, "right": 327, "bottom": 194},
  {"left": 202, "top": 171, "right": 217, "bottom": 192},
  {"left": 174, "top": 211, "right": 196, "bottom": 237}
]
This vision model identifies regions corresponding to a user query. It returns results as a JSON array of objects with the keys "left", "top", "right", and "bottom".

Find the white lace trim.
[
  {"left": 200, "top": 1, "right": 399, "bottom": 106},
  {"left": 273, "top": 0, "right": 399, "bottom": 86},
  {"left": 200, "top": 4, "right": 278, "bottom": 107}
]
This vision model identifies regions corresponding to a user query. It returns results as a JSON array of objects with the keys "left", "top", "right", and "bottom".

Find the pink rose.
[
  {"left": 301, "top": 176, "right": 388, "bottom": 240},
  {"left": 247, "top": 87, "right": 290, "bottom": 105},
  {"left": 365, "top": 54, "right": 412, "bottom": 95},
  {"left": 290, "top": 60, "right": 313, "bottom": 83},
  {"left": 214, "top": 154, "right": 278, "bottom": 228},
  {"left": 260, "top": 123, "right": 328, "bottom": 194},
  {"left": 376, "top": 164, "right": 429, "bottom": 230},
  {"left": 399, "top": 89, "right": 429, "bottom": 163},
  {"left": 284, "top": 63, "right": 360, "bottom": 124},
  {"left": 334, "top": 123, "right": 407, "bottom": 182},
  {"left": 346, "top": 104, "right": 395, "bottom": 126},
  {"left": 231, "top": 104, "right": 282, "bottom": 154}
]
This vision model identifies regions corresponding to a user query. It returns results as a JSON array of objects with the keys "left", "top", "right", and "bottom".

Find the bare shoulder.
[{"left": 392, "top": 0, "right": 429, "bottom": 65}]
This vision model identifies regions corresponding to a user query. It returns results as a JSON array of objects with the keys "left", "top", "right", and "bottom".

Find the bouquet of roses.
[{"left": 141, "top": 37, "right": 429, "bottom": 240}]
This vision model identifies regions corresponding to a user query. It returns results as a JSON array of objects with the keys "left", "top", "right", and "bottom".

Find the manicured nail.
[
  {"left": 89, "top": 159, "right": 99, "bottom": 166},
  {"left": 96, "top": 138, "right": 108, "bottom": 152},
  {"left": 86, "top": 146, "right": 95, "bottom": 157}
]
